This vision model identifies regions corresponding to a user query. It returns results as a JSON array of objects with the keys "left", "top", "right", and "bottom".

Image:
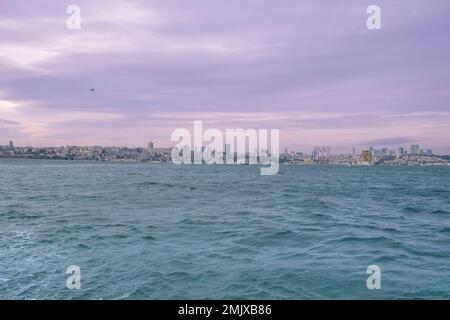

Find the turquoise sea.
[{"left": 1, "top": 160, "right": 449, "bottom": 299}]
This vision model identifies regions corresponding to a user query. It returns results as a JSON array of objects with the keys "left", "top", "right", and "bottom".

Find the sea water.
[{"left": 1, "top": 160, "right": 449, "bottom": 299}]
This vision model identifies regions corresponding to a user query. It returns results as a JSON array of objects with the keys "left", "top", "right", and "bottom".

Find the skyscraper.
[
  {"left": 225, "top": 143, "right": 233, "bottom": 163},
  {"left": 313, "top": 146, "right": 331, "bottom": 161},
  {"left": 8, "top": 141, "right": 13, "bottom": 148},
  {"left": 410, "top": 144, "right": 420, "bottom": 155}
]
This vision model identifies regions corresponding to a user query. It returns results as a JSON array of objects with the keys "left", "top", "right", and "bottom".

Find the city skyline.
[
  {"left": 0, "top": 139, "right": 441, "bottom": 157},
  {"left": 3, "top": 139, "right": 449, "bottom": 167},
  {"left": 1, "top": 1, "right": 450, "bottom": 153}
]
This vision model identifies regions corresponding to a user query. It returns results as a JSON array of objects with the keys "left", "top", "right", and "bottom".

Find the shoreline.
[{"left": 1, "top": 156, "right": 449, "bottom": 167}]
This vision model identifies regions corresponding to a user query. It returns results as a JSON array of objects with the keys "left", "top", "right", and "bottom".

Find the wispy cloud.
[{"left": 0, "top": 118, "right": 19, "bottom": 125}]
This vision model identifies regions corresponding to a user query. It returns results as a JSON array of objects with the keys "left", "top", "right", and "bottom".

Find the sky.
[{"left": 0, "top": 0, "right": 450, "bottom": 153}]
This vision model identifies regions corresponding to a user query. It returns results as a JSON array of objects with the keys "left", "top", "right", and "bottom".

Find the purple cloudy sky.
[{"left": 1, "top": 0, "right": 450, "bottom": 153}]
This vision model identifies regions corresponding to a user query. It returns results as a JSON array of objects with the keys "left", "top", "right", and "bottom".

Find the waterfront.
[
  {"left": 1, "top": 143, "right": 449, "bottom": 166},
  {"left": 1, "top": 160, "right": 449, "bottom": 299}
]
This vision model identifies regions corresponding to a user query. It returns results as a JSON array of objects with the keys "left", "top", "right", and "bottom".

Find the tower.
[{"left": 410, "top": 144, "right": 419, "bottom": 155}]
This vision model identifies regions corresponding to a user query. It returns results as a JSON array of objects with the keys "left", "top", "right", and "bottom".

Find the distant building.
[
  {"left": 398, "top": 147, "right": 404, "bottom": 158},
  {"left": 312, "top": 146, "right": 331, "bottom": 161},
  {"left": 361, "top": 150, "right": 372, "bottom": 165},
  {"left": 225, "top": 143, "right": 232, "bottom": 163},
  {"left": 148, "top": 141, "right": 154, "bottom": 150},
  {"left": 9, "top": 140, "right": 13, "bottom": 148},
  {"left": 410, "top": 144, "right": 420, "bottom": 155},
  {"left": 225, "top": 143, "right": 231, "bottom": 156},
  {"left": 426, "top": 149, "right": 433, "bottom": 156}
]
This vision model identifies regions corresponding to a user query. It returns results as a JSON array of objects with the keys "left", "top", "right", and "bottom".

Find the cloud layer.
[{"left": 1, "top": 0, "right": 450, "bottom": 153}]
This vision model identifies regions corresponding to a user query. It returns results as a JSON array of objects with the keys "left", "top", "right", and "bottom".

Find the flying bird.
[{"left": 89, "top": 88, "right": 95, "bottom": 92}]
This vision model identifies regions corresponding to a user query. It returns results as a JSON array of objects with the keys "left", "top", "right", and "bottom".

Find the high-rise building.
[
  {"left": 225, "top": 143, "right": 232, "bottom": 163},
  {"left": 313, "top": 146, "right": 331, "bottom": 161},
  {"left": 426, "top": 149, "right": 433, "bottom": 156},
  {"left": 8, "top": 141, "right": 13, "bottom": 148},
  {"left": 148, "top": 141, "right": 154, "bottom": 150},
  {"left": 410, "top": 144, "right": 420, "bottom": 155},
  {"left": 361, "top": 150, "right": 372, "bottom": 165},
  {"left": 398, "top": 147, "right": 404, "bottom": 158}
]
